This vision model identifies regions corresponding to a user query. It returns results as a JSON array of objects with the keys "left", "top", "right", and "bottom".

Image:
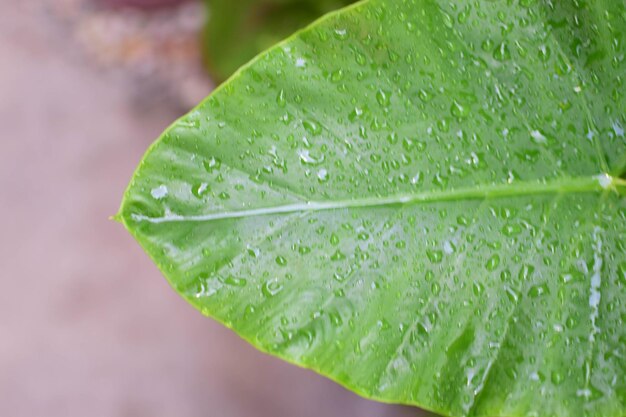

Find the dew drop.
[
  {"left": 376, "top": 89, "right": 390, "bottom": 107},
  {"left": 262, "top": 279, "right": 283, "bottom": 297},
  {"left": 221, "top": 275, "right": 247, "bottom": 287},
  {"left": 276, "top": 89, "right": 287, "bottom": 108},
  {"left": 333, "top": 28, "right": 348, "bottom": 40},
  {"left": 451, "top": 99, "right": 469, "bottom": 118},
  {"left": 331, "top": 69, "right": 344, "bottom": 82},
  {"left": 502, "top": 223, "right": 522, "bottom": 236},
  {"left": 191, "top": 182, "right": 209, "bottom": 198},
  {"left": 303, "top": 119, "right": 322, "bottom": 135},
  {"left": 299, "top": 149, "right": 325, "bottom": 166},
  {"left": 528, "top": 283, "right": 549, "bottom": 298},
  {"left": 551, "top": 371, "right": 563, "bottom": 385},
  {"left": 486, "top": 254, "right": 500, "bottom": 271},
  {"left": 472, "top": 282, "right": 484, "bottom": 296},
  {"left": 426, "top": 249, "right": 443, "bottom": 263},
  {"left": 530, "top": 129, "right": 547, "bottom": 144},
  {"left": 203, "top": 157, "right": 222, "bottom": 172},
  {"left": 275, "top": 256, "right": 287, "bottom": 266},
  {"left": 493, "top": 42, "right": 511, "bottom": 61},
  {"left": 330, "top": 250, "right": 346, "bottom": 261},
  {"left": 151, "top": 185, "right": 168, "bottom": 200}
]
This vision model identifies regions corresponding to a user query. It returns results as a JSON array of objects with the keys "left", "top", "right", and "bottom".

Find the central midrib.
[{"left": 128, "top": 173, "right": 623, "bottom": 224}]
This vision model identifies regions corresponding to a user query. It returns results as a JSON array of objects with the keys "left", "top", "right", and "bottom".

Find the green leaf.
[
  {"left": 203, "top": 0, "right": 355, "bottom": 81},
  {"left": 119, "top": 0, "right": 626, "bottom": 416}
]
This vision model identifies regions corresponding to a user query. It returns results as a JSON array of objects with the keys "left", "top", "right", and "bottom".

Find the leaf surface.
[{"left": 120, "top": 1, "right": 626, "bottom": 416}]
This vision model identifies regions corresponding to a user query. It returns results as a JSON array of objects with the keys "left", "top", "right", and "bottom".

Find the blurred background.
[{"left": 0, "top": 1, "right": 432, "bottom": 416}]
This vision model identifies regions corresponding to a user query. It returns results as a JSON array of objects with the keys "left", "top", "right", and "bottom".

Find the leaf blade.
[{"left": 120, "top": 1, "right": 626, "bottom": 416}]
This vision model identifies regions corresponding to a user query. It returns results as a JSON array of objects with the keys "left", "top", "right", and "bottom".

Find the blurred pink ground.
[{"left": 0, "top": 2, "right": 430, "bottom": 416}]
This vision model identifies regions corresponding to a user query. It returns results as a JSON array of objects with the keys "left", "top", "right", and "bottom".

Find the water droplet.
[
  {"left": 443, "top": 241, "right": 455, "bottom": 254},
  {"left": 528, "top": 283, "right": 549, "bottom": 298},
  {"left": 505, "top": 286, "right": 520, "bottom": 303},
  {"left": 276, "top": 89, "right": 287, "bottom": 107},
  {"left": 243, "top": 304, "right": 256, "bottom": 318},
  {"left": 426, "top": 249, "right": 443, "bottom": 263},
  {"left": 519, "top": 264, "right": 535, "bottom": 280},
  {"left": 493, "top": 42, "right": 511, "bottom": 62},
  {"left": 299, "top": 149, "right": 325, "bottom": 166},
  {"left": 450, "top": 100, "right": 469, "bottom": 118},
  {"left": 333, "top": 28, "right": 348, "bottom": 40},
  {"left": 417, "top": 322, "right": 429, "bottom": 336},
  {"left": 330, "top": 250, "right": 346, "bottom": 261},
  {"left": 551, "top": 371, "right": 563, "bottom": 385},
  {"left": 221, "top": 275, "right": 247, "bottom": 287},
  {"left": 472, "top": 282, "right": 484, "bottom": 296},
  {"left": 505, "top": 367, "right": 518, "bottom": 381},
  {"left": 333, "top": 270, "right": 349, "bottom": 282},
  {"left": 317, "top": 169, "right": 329, "bottom": 182},
  {"left": 191, "top": 182, "right": 209, "bottom": 198},
  {"left": 331, "top": 69, "right": 344, "bottom": 82},
  {"left": 247, "top": 246, "right": 260, "bottom": 258},
  {"left": 203, "top": 157, "right": 222, "bottom": 172},
  {"left": 418, "top": 89, "right": 431, "bottom": 102},
  {"left": 486, "top": 254, "right": 500, "bottom": 271},
  {"left": 262, "top": 279, "right": 283, "bottom": 297},
  {"left": 502, "top": 223, "right": 522, "bottom": 236},
  {"left": 530, "top": 129, "right": 547, "bottom": 144},
  {"left": 355, "top": 51, "right": 366, "bottom": 66},
  {"left": 565, "top": 314, "right": 578, "bottom": 328},
  {"left": 151, "top": 185, "right": 168, "bottom": 200},
  {"left": 275, "top": 256, "right": 287, "bottom": 266},
  {"left": 303, "top": 119, "right": 322, "bottom": 135},
  {"left": 538, "top": 45, "right": 551, "bottom": 62},
  {"left": 481, "top": 39, "right": 494, "bottom": 52},
  {"left": 376, "top": 89, "right": 390, "bottom": 107}
]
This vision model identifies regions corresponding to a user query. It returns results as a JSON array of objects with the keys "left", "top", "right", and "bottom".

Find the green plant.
[
  {"left": 202, "top": 0, "right": 354, "bottom": 81},
  {"left": 118, "top": 0, "right": 626, "bottom": 416}
]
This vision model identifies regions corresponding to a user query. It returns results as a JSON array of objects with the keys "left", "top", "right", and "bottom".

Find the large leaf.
[
  {"left": 202, "top": 0, "right": 355, "bottom": 81},
  {"left": 119, "top": 0, "right": 626, "bottom": 416}
]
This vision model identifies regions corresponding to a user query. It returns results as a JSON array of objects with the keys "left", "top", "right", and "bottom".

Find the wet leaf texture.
[{"left": 119, "top": 1, "right": 626, "bottom": 416}]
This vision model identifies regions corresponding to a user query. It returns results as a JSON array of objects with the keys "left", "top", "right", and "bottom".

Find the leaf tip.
[{"left": 110, "top": 213, "right": 124, "bottom": 223}]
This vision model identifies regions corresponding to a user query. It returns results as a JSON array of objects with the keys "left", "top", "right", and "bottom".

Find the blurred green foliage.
[{"left": 203, "top": 0, "right": 355, "bottom": 82}]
